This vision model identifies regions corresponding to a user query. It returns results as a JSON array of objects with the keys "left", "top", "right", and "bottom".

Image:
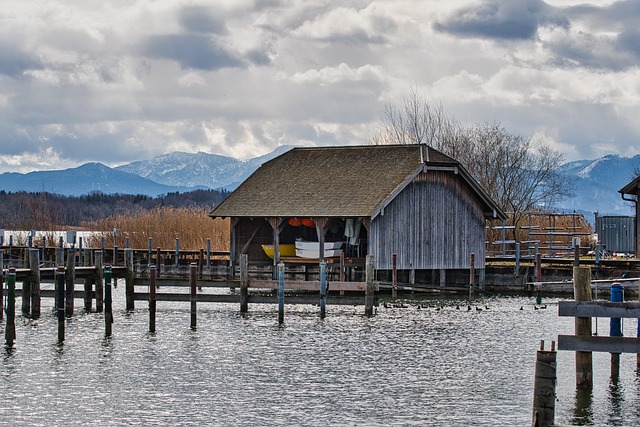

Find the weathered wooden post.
[
  {"left": 319, "top": 261, "right": 327, "bottom": 319},
  {"left": 198, "top": 249, "right": 204, "bottom": 280},
  {"left": 156, "top": 247, "right": 162, "bottom": 279},
  {"left": 278, "top": 262, "right": 285, "bottom": 324},
  {"left": 392, "top": 253, "right": 398, "bottom": 300},
  {"left": 574, "top": 266, "right": 593, "bottom": 389},
  {"left": 5, "top": 268, "right": 16, "bottom": 347},
  {"left": 65, "top": 248, "right": 75, "bottom": 316},
  {"left": 29, "top": 248, "right": 41, "bottom": 318},
  {"left": 56, "top": 266, "right": 65, "bottom": 342},
  {"left": 469, "top": 252, "right": 475, "bottom": 301},
  {"left": 55, "top": 247, "right": 64, "bottom": 266},
  {"left": 206, "top": 238, "right": 211, "bottom": 269},
  {"left": 190, "top": 262, "right": 197, "bottom": 330},
  {"left": 147, "top": 237, "right": 153, "bottom": 268},
  {"left": 610, "top": 282, "right": 623, "bottom": 379},
  {"left": 125, "top": 248, "right": 134, "bottom": 311},
  {"left": 0, "top": 251, "right": 4, "bottom": 320},
  {"left": 149, "top": 265, "right": 156, "bottom": 333},
  {"left": 175, "top": 238, "right": 180, "bottom": 267},
  {"left": 83, "top": 249, "right": 93, "bottom": 311},
  {"left": 339, "top": 251, "right": 345, "bottom": 282},
  {"left": 95, "top": 250, "right": 104, "bottom": 312},
  {"left": 113, "top": 245, "right": 118, "bottom": 266},
  {"left": 21, "top": 256, "right": 32, "bottom": 316},
  {"left": 365, "top": 255, "right": 375, "bottom": 316},
  {"left": 240, "top": 254, "right": 249, "bottom": 313},
  {"left": 532, "top": 340, "right": 557, "bottom": 427},
  {"left": 104, "top": 266, "right": 113, "bottom": 337},
  {"left": 574, "top": 238, "right": 580, "bottom": 267}
]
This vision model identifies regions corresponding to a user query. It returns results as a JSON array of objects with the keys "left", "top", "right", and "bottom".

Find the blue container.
[{"left": 610, "top": 283, "right": 624, "bottom": 337}]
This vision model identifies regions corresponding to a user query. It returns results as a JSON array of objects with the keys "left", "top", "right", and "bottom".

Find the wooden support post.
[
  {"left": 125, "top": 248, "right": 134, "bottom": 311},
  {"left": 536, "top": 253, "right": 542, "bottom": 281},
  {"left": 190, "top": 262, "right": 197, "bottom": 330},
  {"left": 148, "top": 237, "right": 152, "bottom": 267},
  {"left": 610, "top": 282, "right": 623, "bottom": 380},
  {"left": 515, "top": 242, "right": 520, "bottom": 273},
  {"left": 65, "top": 248, "right": 75, "bottom": 316},
  {"left": 240, "top": 254, "right": 248, "bottom": 313},
  {"left": 29, "top": 248, "right": 41, "bottom": 318},
  {"left": 56, "top": 266, "right": 65, "bottom": 343},
  {"left": 574, "top": 241, "right": 580, "bottom": 267},
  {"left": 277, "top": 262, "right": 285, "bottom": 324},
  {"left": 5, "top": 268, "right": 16, "bottom": 347},
  {"left": 339, "top": 251, "right": 345, "bottom": 282},
  {"left": 95, "top": 251, "right": 104, "bottom": 313},
  {"left": 21, "top": 258, "right": 31, "bottom": 316},
  {"left": 319, "top": 261, "right": 327, "bottom": 319},
  {"left": 0, "top": 251, "right": 3, "bottom": 321},
  {"left": 113, "top": 245, "right": 118, "bottom": 266},
  {"left": 156, "top": 247, "right": 161, "bottom": 278},
  {"left": 574, "top": 266, "right": 593, "bottom": 389},
  {"left": 149, "top": 265, "right": 156, "bottom": 333},
  {"left": 55, "top": 247, "right": 64, "bottom": 266},
  {"left": 532, "top": 340, "right": 557, "bottom": 427},
  {"left": 104, "top": 266, "right": 113, "bottom": 337},
  {"left": 198, "top": 249, "right": 204, "bottom": 280},
  {"left": 206, "top": 238, "right": 211, "bottom": 269},
  {"left": 469, "top": 253, "right": 475, "bottom": 302},
  {"left": 365, "top": 255, "right": 375, "bottom": 316},
  {"left": 392, "top": 253, "right": 397, "bottom": 300},
  {"left": 83, "top": 249, "right": 93, "bottom": 311},
  {"left": 175, "top": 238, "right": 180, "bottom": 267}
]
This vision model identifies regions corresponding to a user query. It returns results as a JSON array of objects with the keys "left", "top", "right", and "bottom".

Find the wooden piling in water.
[
  {"left": 365, "top": 255, "right": 375, "bottom": 316},
  {"left": 125, "top": 248, "right": 134, "bottom": 311},
  {"left": 319, "top": 261, "right": 327, "bottom": 319},
  {"left": 5, "top": 268, "right": 16, "bottom": 347},
  {"left": 56, "top": 266, "right": 65, "bottom": 342},
  {"left": 104, "top": 266, "right": 113, "bottom": 337},
  {"left": 278, "top": 262, "right": 285, "bottom": 324},
  {"left": 0, "top": 251, "right": 3, "bottom": 321},
  {"left": 65, "top": 248, "right": 75, "bottom": 316},
  {"left": 536, "top": 253, "right": 542, "bottom": 281},
  {"left": 240, "top": 254, "right": 248, "bottom": 313},
  {"left": 469, "top": 252, "right": 475, "bottom": 302},
  {"left": 83, "top": 249, "right": 93, "bottom": 311},
  {"left": 392, "top": 253, "right": 397, "bottom": 300},
  {"left": 21, "top": 259, "right": 31, "bottom": 316},
  {"left": 574, "top": 266, "right": 593, "bottom": 389},
  {"left": 149, "top": 265, "right": 156, "bottom": 333},
  {"left": 532, "top": 340, "right": 557, "bottom": 427},
  {"left": 156, "top": 247, "right": 161, "bottom": 279},
  {"left": 190, "top": 262, "right": 197, "bottom": 330},
  {"left": 29, "top": 248, "right": 41, "bottom": 318},
  {"left": 95, "top": 251, "right": 104, "bottom": 313}
]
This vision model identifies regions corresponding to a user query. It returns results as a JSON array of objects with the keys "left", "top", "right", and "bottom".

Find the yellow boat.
[{"left": 261, "top": 244, "right": 296, "bottom": 259}]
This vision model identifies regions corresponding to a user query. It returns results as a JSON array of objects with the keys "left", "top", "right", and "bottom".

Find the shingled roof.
[{"left": 210, "top": 144, "right": 504, "bottom": 219}]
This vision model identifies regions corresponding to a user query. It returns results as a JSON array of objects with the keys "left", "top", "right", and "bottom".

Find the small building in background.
[
  {"left": 209, "top": 144, "right": 505, "bottom": 286},
  {"left": 619, "top": 177, "right": 640, "bottom": 257},
  {"left": 594, "top": 213, "right": 635, "bottom": 255}
]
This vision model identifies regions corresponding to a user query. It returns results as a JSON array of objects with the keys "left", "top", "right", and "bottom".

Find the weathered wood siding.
[{"left": 370, "top": 170, "right": 486, "bottom": 270}]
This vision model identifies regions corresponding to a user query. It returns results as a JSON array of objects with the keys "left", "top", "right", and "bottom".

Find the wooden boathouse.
[
  {"left": 209, "top": 144, "right": 506, "bottom": 286},
  {"left": 619, "top": 176, "right": 640, "bottom": 257}
]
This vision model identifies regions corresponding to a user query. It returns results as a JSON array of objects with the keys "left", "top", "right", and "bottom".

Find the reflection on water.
[{"left": 1, "top": 290, "right": 640, "bottom": 426}]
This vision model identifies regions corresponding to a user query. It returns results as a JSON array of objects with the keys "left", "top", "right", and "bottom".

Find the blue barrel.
[{"left": 610, "top": 283, "right": 624, "bottom": 337}]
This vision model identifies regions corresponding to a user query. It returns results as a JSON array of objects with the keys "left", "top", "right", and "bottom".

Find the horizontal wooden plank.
[
  {"left": 133, "top": 293, "right": 369, "bottom": 306},
  {"left": 248, "top": 279, "right": 371, "bottom": 292},
  {"left": 135, "top": 279, "right": 239, "bottom": 288},
  {"left": 558, "top": 335, "right": 640, "bottom": 353},
  {"left": 558, "top": 301, "right": 640, "bottom": 318}
]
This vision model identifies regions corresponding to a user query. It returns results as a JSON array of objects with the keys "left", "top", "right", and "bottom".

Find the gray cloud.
[
  {"left": 178, "top": 5, "right": 228, "bottom": 35},
  {"left": 142, "top": 34, "right": 244, "bottom": 70},
  {"left": 0, "top": 44, "right": 41, "bottom": 77},
  {"left": 434, "top": 0, "right": 568, "bottom": 40}
]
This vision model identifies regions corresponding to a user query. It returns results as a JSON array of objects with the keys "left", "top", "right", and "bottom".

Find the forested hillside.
[{"left": 0, "top": 189, "right": 228, "bottom": 230}]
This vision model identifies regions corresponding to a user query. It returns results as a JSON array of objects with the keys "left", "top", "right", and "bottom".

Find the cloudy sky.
[{"left": 1, "top": 0, "right": 639, "bottom": 172}]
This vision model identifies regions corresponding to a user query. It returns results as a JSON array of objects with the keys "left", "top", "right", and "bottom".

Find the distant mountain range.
[{"left": 0, "top": 146, "right": 637, "bottom": 217}]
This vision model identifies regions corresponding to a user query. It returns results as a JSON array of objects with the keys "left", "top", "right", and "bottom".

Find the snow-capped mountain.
[
  {"left": 0, "top": 162, "right": 203, "bottom": 197},
  {"left": 555, "top": 154, "right": 640, "bottom": 217},
  {"left": 115, "top": 145, "right": 295, "bottom": 190}
]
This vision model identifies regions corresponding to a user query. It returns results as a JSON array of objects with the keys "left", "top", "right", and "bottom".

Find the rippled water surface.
[{"left": 2, "top": 286, "right": 640, "bottom": 426}]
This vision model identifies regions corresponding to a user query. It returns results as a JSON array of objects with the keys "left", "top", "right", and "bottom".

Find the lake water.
[{"left": 2, "top": 286, "right": 640, "bottom": 426}]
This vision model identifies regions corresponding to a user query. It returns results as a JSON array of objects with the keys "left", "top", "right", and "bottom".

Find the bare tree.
[{"left": 372, "top": 91, "right": 571, "bottom": 227}]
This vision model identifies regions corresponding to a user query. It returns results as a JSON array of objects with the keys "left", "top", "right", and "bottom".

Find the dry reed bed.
[{"left": 82, "top": 207, "right": 230, "bottom": 251}]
